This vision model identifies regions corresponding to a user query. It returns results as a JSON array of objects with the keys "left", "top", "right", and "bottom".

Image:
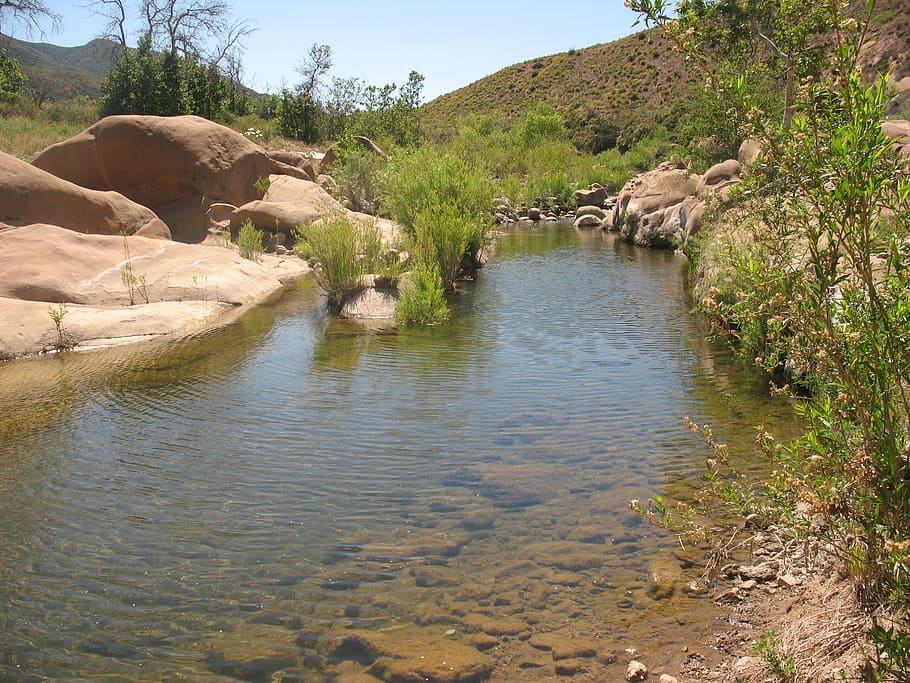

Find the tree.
[
  {"left": 0, "top": 46, "right": 25, "bottom": 102},
  {"left": 140, "top": 0, "right": 253, "bottom": 70},
  {"left": 324, "top": 76, "right": 364, "bottom": 139},
  {"left": 84, "top": 0, "right": 128, "bottom": 48},
  {"left": 273, "top": 43, "right": 334, "bottom": 142},
  {"left": 348, "top": 72, "right": 426, "bottom": 147},
  {"left": 628, "top": 0, "right": 832, "bottom": 128},
  {"left": 296, "top": 43, "right": 332, "bottom": 98},
  {"left": 0, "top": 0, "right": 58, "bottom": 36},
  {"left": 98, "top": 0, "right": 252, "bottom": 121}
]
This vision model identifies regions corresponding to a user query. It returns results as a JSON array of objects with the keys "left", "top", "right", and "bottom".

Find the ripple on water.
[{"left": 0, "top": 226, "right": 798, "bottom": 680}]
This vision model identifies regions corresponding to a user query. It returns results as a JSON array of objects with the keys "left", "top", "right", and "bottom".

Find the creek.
[{"left": 0, "top": 224, "right": 798, "bottom": 680}]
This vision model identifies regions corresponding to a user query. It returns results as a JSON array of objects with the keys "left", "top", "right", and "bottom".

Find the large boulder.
[
  {"left": 32, "top": 115, "right": 277, "bottom": 242},
  {"left": 229, "top": 174, "right": 345, "bottom": 235},
  {"left": 229, "top": 174, "right": 400, "bottom": 245},
  {"left": 611, "top": 159, "right": 740, "bottom": 249},
  {"left": 573, "top": 185, "right": 606, "bottom": 208},
  {"left": 0, "top": 151, "right": 169, "bottom": 238},
  {"left": 267, "top": 150, "right": 316, "bottom": 181}
]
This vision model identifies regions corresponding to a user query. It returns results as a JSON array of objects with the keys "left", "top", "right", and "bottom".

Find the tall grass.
[
  {"left": 382, "top": 145, "right": 494, "bottom": 277},
  {"left": 0, "top": 96, "right": 96, "bottom": 159},
  {"left": 236, "top": 219, "right": 265, "bottom": 261},
  {"left": 296, "top": 213, "right": 383, "bottom": 311},
  {"left": 396, "top": 264, "right": 448, "bottom": 323},
  {"left": 410, "top": 205, "right": 479, "bottom": 292}
]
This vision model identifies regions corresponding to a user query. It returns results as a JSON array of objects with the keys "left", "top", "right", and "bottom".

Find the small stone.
[
  {"left": 660, "top": 675, "right": 680, "bottom": 683},
  {"left": 739, "top": 579, "right": 758, "bottom": 590},
  {"left": 739, "top": 562, "right": 778, "bottom": 582},
  {"left": 444, "top": 629, "right": 457, "bottom": 636},
  {"left": 626, "top": 659, "right": 649, "bottom": 681},
  {"left": 778, "top": 573, "right": 801, "bottom": 587},
  {"left": 682, "top": 580, "right": 709, "bottom": 596}
]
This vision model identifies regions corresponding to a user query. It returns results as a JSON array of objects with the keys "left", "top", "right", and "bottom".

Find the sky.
[{"left": 11, "top": 1, "right": 642, "bottom": 102}]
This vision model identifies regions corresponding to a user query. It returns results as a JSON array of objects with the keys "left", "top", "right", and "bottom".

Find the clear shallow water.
[{"left": 0, "top": 225, "right": 798, "bottom": 681}]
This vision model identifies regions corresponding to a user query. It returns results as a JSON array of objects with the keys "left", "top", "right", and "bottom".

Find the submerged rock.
[
  {"left": 317, "top": 627, "right": 493, "bottom": 683},
  {"left": 646, "top": 557, "right": 683, "bottom": 600}
]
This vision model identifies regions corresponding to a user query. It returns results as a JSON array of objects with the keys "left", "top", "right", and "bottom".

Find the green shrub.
[
  {"left": 236, "top": 219, "right": 264, "bottom": 260},
  {"left": 410, "top": 205, "right": 477, "bottom": 292},
  {"left": 334, "top": 142, "right": 386, "bottom": 214},
  {"left": 631, "top": 1, "right": 910, "bottom": 675},
  {"left": 296, "top": 213, "right": 383, "bottom": 311},
  {"left": 382, "top": 146, "right": 494, "bottom": 269},
  {"left": 396, "top": 264, "right": 448, "bottom": 323}
]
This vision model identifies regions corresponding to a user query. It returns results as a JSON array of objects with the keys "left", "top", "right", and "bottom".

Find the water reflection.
[{"left": 0, "top": 225, "right": 799, "bottom": 681}]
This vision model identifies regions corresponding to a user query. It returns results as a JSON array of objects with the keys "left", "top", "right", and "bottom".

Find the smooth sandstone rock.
[
  {"left": 33, "top": 115, "right": 271, "bottom": 210},
  {"left": 0, "top": 152, "right": 168, "bottom": 238},
  {"left": 32, "top": 115, "right": 276, "bottom": 242},
  {"left": 0, "top": 223, "right": 309, "bottom": 357}
]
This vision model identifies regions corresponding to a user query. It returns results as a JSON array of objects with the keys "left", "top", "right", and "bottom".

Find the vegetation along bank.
[{"left": 2, "top": 0, "right": 910, "bottom": 679}]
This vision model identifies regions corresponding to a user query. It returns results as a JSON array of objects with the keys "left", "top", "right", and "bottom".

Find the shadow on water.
[{"left": 0, "top": 226, "right": 802, "bottom": 681}]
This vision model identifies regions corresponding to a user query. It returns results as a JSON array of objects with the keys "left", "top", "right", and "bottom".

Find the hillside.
[
  {"left": 0, "top": 34, "right": 121, "bottom": 100},
  {"left": 422, "top": 0, "right": 910, "bottom": 151},
  {"left": 422, "top": 28, "right": 694, "bottom": 151}
]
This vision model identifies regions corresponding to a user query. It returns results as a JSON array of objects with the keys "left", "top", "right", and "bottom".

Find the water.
[{"left": 0, "top": 225, "right": 797, "bottom": 681}]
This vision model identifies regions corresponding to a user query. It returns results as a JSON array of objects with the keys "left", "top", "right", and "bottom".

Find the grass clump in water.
[
  {"left": 396, "top": 264, "right": 448, "bottom": 324},
  {"left": 295, "top": 212, "right": 383, "bottom": 312}
]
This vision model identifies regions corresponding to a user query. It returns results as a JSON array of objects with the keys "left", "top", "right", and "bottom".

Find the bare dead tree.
[
  {"left": 207, "top": 16, "right": 255, "bottom": 71},
  {"left": 139, "top": 0, "right": 252, "bottom": 67},
  {"left": 0, "top": 0, "right": 60, "bottom": 37},
  {"left": 83, "top": 0, "right": 129, "bottom": 48}
]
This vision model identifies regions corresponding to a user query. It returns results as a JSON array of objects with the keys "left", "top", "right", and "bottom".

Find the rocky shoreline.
[{"left": 0, "top": 115, "right": 399, "bottom": 361}]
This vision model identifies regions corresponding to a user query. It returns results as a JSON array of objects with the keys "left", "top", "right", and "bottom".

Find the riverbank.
[
  {"left": 677, "top": 529, "right": 873, "bottom": 682},
  {"left": 0, "top": 225, "right": 311, "bottom": 360}
]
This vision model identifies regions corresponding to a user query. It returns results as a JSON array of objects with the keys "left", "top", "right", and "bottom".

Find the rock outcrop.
[
  {"left": 0, "top": 115, "right": 412, "bottom": 359},
  {"left": 0, "top": 152, "right": 169, "bottom": 238},
  {"left": 0, "top": 224, "right": 309, "bottom": 358},
  {"left": 611, "top": 157, "right": 742, "bottom": 249},
  {"left": 32, "top": 115, "right": 277, "bottom": 242}
]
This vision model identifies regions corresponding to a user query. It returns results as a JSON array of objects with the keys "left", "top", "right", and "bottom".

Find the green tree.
[
  {"left": 0, "top": 48, "right": 26, "bottom": 102},
  {"left": 347, "top": 71, "right": 425, "bottom": 147},
  {"left": 99, "top": 31, "right": 244, "bottom": 119},
  {"left": 629, "top": 0, "right": 832, "bottom": 128}
]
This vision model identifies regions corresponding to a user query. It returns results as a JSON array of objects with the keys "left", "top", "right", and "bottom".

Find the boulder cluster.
[
  {"left": 494, "top": 154, "right": 745, "bottom": 251},
  {"left": 0, "top": 115, "right": 391, "bottom": 359}
]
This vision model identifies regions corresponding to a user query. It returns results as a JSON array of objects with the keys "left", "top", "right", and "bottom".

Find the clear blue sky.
[{"left": 19, "top": 1, "right": 641, "bottom": 102}]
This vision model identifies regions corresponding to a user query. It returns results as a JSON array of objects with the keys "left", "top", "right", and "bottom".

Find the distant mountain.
[{"left": 0, "top": 34, "right": 121, "bottom": 100}]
